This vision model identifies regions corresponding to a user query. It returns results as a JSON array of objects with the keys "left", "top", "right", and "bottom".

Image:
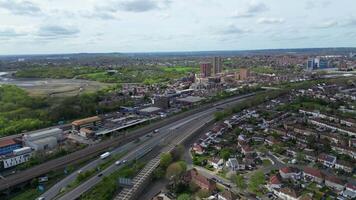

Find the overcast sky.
[{"left": 0, "top": 0, "right": 355, "bottom": 55}]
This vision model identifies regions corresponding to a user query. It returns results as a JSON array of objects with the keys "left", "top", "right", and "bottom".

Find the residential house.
[
  {"left": 265, "top": 136, "right": 279, "bottom": 146},
  {"left": 192, "top": 144, "right": 205, "bottom": 155},
  {"left": 324, "top": 175, "right": 345, "bottom": 191},
  {"left": 342, "top": 183, "right": 356, "bottom": 199},
  {"left": 241, "top": 145, "right": 254, "bottom": 155},
  {"left": 334, "top": 160, "right": 354, "bottom": 173},
  {"left": 208, "top": 157, "right": 224, "bottom": 170},
  {"left": 317, "top": 153, "right": 337, "bottom": 168},
  {"left": 279, "top": 167, "right": 302, "bottom": 180},
  {"left": 275, "top": 187, "right": 302, "bottom": 200},
  {"left": 184, "top": 169, "right": 216, "bottom": 192},
  {"left": 225, "top": 158, "right": 245, "bottom": 171},
  {"left": 269, "top": 174, "right": 283, "bottom": 189},
  {"left": 218, "top": 190, "right": 238, "bottom": 200},
  {"left": 303, "top": 167, "right": 324, "bottom": 184}
]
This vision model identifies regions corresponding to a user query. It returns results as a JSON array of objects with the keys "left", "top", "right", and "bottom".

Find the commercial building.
[
  {"left": 23, "top": 128, "right": 63, "bottom": 151},
  {"left": 212, "top": 56, "right": 222, "bottom": 76},
  {"left": 0, "top": 138, "right": 21, "bottom": 156},
  {"left": 72, "top": 116, "right": 102, "bottom": 132},
  {"left": 153, "top": 95, "right": 170, "bottom": 109},
  {"left": 200, "top": 62, "right": 212, "bottom": 78},
  {"left": 307, "top": 57, "right": 330, "bottom": 70},
  {"left": 176, "top": 96, "right": 205, "bottom": 106}
]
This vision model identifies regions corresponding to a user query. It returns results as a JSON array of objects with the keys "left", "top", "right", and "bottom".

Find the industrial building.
[
  {"left": 23, "top": 128, "right": 63, "bottom": 151},
  {"left": 138, "top": 106, "right": 162, "bottom": 116},
  {"left": 1, "top": 147, "right": 32, "bottom": 170},
  {"left": 72, "top": 116, "right": 102, "bottom": 132},
  {"left": 0, "top": 138, "right": 21, "bottom": 156}
]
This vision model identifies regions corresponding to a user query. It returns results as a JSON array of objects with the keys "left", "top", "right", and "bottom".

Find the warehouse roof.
[
  {"left": 139, "top": 106, "right": 161, "bottom": 113},
  {"left": 72, "top": 116, "right": 101, "bottom": 126},
  {"left": 0, "top": 139, "right": 17, "bottom": 148},
  {"left": 177, "top": 96, "right": 205, "bottom": 103}
]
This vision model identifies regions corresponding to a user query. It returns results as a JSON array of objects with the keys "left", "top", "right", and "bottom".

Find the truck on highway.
[{"left": 100, "top": 152, "right": 111, "bottom": 160}]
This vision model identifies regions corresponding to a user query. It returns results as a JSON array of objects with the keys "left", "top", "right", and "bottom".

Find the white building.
[
  {"left": 23, "top": 128, "right": 63, "bottom": 151},
  {"left": 1, "top": 147, "right": 32, "bottom": 169}
]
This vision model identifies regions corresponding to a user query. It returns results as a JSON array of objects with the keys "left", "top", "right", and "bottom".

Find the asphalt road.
[{"left": 54, "top": 94, "right": 256, "bottom": 200}]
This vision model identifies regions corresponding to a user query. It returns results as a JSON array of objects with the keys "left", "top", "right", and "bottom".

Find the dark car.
[{"left": 98, "top": 173, "right": 103, "bottom": 177}]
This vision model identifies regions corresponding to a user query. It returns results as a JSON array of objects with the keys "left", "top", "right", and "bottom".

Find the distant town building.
[
  {"left": 212, "top": 57, "right": 222, "bottom": 76},
  {"left": 307, "top": 57, "right": 330, "bottom": 70},
  {"left": 238, "top": 68, "right": 250, "bottom": 80},
  {"left": 200, "top": 62, "right": 212, "bottom": 78}
]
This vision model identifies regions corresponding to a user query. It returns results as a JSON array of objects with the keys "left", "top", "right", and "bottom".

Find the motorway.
[{"left": 53, "top": 93, "right": 256, "bottom": 200}]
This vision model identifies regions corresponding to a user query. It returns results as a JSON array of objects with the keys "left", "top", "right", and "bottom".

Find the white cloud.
[
  {"left": 315, "top": 20, "right": 338, "bottom": 29},
  {"left": 257, "top": 17, "right": 285, "bottom": 24},
  {"left": 0, "top": 0, "right": 41, "bottom": 16},
  {"left": 232, "top": 1, "right": 268, "bottom": 18}
]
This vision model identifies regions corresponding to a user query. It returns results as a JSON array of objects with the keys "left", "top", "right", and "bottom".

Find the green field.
[{"left": 16, "top": 66, "right": 198, "bottom": 84}]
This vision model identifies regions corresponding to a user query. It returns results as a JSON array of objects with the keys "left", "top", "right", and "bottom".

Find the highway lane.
[
  {"left": 58, "top": 106, "right": 216, "bottom": 200},
  {"left": 40, "top": 132, "right": 156, "bottom": 200},
  {"left": 56, "top": 94, "right": 254, "bottom": 200}
]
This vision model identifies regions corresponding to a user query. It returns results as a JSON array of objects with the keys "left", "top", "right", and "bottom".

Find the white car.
[
  {"left": 115, "top": 160, "right": 121, "bottom": 165},
  {"left": 36, "top": 197, "right": 45, "bottom": 200},
  {"left": 122, "top": 160, "right": 127, "bottom": 164}
]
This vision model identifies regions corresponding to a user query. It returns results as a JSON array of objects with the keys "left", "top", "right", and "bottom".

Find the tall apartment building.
[
  {"left": 200, "top": 62, "right": 212, "bottom": 78},
  {"left": 212, "top": 57, "right": 222, "bottom": 76}
]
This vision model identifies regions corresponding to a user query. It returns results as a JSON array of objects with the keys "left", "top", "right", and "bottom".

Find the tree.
[
  {"left": 220, "top": 148, "right": 231, "bottom": 161},
  {"left": 232, "top": 174, "right": 246, "bottom": 189},
  {"left": 166, "top": 161, "right": 187, "bottom": 179},
  {"left": 160, "top": 153, "right": 173, "bottom": 169},
  {"left": 177, "top": 193, "right": 191, "bottom": 200},
  {"left": 171, "top": 145, "right": 185, "bottom": 161},
  {"left": 248, "top": 171, "right": 265, "bottom": 194},
  {"left": 196, "top": 189, "right": 211, "bottom": 198}
]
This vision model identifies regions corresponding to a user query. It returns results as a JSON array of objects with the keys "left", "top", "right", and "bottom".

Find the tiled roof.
[{"left": 303, "top": 167, "right": 323, "bottom": 179}]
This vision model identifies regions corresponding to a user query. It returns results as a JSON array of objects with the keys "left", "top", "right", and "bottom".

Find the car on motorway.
[
  {"left": 77, "top": 170, "right": 82, "bottom": 174},
  {"left": 153, "top": 129, "right": 159, "bottom": 133},
  {"left": 36, "top": 197, "right": 45, "bottom": 200},
  {"left": 122, "top": 159, "right": 127, "bottom": 164},
  {"left": 98, "top": 173, "right": 103, "bottom": 177},
  {"left": 115, "top": 160, "right": 121, "bottom": 165}
]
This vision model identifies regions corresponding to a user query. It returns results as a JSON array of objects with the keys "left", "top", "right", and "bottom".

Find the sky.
[{"left": 0, "top": 0, "right": 356, "bottom": 55}]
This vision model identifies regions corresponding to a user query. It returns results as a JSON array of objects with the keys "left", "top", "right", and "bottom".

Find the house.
[
  {"left": 279, "top": 167, "right": 301, "bottom": 180},
  {"left": 342, "top": 183, "right": 356, "bottom": 199},
  {"left": 192, "top": 144, "right": 205, "bottom": 155},
  {"left": 218, "top": 190, "right": 238, "bottom": 200},
  {"left": 225, "top": 158, "right": 245, "bottom": 171},
  {"left": 275, "top": 187, "right": 302, "bottom": 200},
  {"left": 152, "top": 192, "right": 173, "bottom": 200},
  {"left": 324, "top": 175, "right": 345, "bottom": 191},
  {"left": 265, "top": 136, "right": 279, "bottom": 146},
  {"left": 317, "top": 153, "right": 337, "bottom": 168},
  {"left": 208, "top": 157, "right": 224, "bottom": 170},
  {"left": 334, "top": 160, "right": 354, "bottom": 173},
  {"left": 268, "top": 174, "right": 283, "bottom": 189},
  {"left": 184, "top": 169, "right": 216, "bottom": 192},
  {"left": 241, "top": 145, "right": 254, "bottom": 155},
  {"left": 303, "top": 167, "right": 324, "bottom": 184}
]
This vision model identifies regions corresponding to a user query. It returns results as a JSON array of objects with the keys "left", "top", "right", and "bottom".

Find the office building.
[
  {"left": 1, "top": 147, "right": 32, "bottom": 170},
  {"left": 212, "top": 57, "right": 222, "bottom": 76},
  {"left": 307, "top": 57, "right": 330, "bottom": 70},
  {"left": 200, "top": 62, "right": 212, "bottom": 78}
]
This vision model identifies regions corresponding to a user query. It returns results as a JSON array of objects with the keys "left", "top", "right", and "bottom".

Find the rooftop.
[
  {"left": 0, "top": 138, "right": 17, "bottom": 148},
  {"left": 72, "top": 116, "right": 101, "bottom": 126},
  {"left": 177, "top": 96, "right": 205, "bottom": 103}
]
